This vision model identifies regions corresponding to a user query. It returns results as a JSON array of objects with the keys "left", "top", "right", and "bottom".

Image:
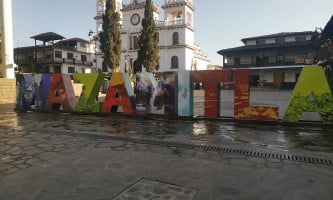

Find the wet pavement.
[{"left": 1, "top": 105, "right": 333, "bottom": 199}]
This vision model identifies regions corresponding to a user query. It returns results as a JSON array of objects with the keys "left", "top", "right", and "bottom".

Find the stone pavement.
[{"left": 1, "top": 110, "right": 333, "bottom": 199}]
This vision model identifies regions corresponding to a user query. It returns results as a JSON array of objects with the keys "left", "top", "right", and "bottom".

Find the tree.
[
  {"left": 137, "top": 0, "right": 159, "bottom": 72},
  {"left": 99, "top": 0, "right": 122, "bottom": 72}
]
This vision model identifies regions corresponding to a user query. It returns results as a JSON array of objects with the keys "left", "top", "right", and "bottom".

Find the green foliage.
[
  {"left": 74, "top": 94, "right": 101, "bottom": 113},
  {"left": 74, "top": 73, "right": 105, "bottom": 102},
  {"left": 74, "top": 73, "right": 105, "bottom": 113},
  {"left": 283, "top": 93, "right": 333, "bottom": 123},
  {"left": 99, "top": 0, "right": 122, "bottom": 72},
  {"left": 137, "top": 0, "right": 159, "bottom": 72}
]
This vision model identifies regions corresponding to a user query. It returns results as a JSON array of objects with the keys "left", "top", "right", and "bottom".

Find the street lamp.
[
  {"left": 125, "top": 53, "right": 130, "bottom": 73},
  {"left": 88, "top": 30, "right": 99, "bottom": 73}
]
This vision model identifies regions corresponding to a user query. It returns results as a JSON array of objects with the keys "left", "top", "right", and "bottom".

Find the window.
[
  {"left": 55, "top": 51, "right": 62, "bottom": 58},
  {"left": 134, "top": 36, "right": 139, "bottom": 49},
  {"left": 81, "top": 55, "right": 87, "bottom": 62},
  {"left": 45, "top": 54, "right": 53, "bottom": 59},
  {"left": 130, "top": 36, "right": 140, "bottom": 50},
  {"left": 172, "top": 32, "right": 179, "bottom": 45},
  {"left": 300, "top": 53, "right": 307, "bottom": 59},
  {"left": 54, "top": 65, "right": 61, "bottom": 73},
  {"left": 155, "top": 32, "right": 159, "bottom": 43},
  {"left": 295, "top": 36, "right": 306, "bottom": 42},
  {"left": 79, "top": 43, "right": 86, "bottom": 48},
  {"left": 234, "top": 58, "right": 240, "bottom": 66},
  {"left": 256, "top": 39, "right": 266, "bottom": 45},
  {"left": 275, "top": 37, "right": 285, "bottom": 44},
  {"left": 27, "top": 55, "right": 34, "bottom": 62},
  {"left": 171, "top": 56, "right": 179, "bottom": 69},
  {"left": 276, "top": 55, "right": 284, "bottom": 61},
  {"left": 68, "top": 67, "right": 75, "bottom": 73},
  {"left": 67, "top": 53, "right": 74, "bottom": 59}
]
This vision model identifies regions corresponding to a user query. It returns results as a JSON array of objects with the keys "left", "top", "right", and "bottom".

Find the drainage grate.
[
  {"left": 104, "top": 136, "right": 333, "bottom": 166},
  {"left": 49, "top": 130, "right": 333, "bottom": 167}
]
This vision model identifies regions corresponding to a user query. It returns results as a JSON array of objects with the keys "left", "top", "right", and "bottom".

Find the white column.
[{"left": 1, "top": 0, "right": 15, "bottom": 79}]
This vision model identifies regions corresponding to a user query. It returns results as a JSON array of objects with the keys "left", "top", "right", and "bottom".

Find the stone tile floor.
[{"left": 1, "top": 110, "right": 333, "bottom": 199}]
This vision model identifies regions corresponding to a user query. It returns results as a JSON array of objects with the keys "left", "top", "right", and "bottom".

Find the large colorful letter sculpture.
[
  {"left": 35, "top": 74, "right": 52, "bottom": 110},
  {"left": 177, "top": 71, "right": 193, "bottom": 116},
  {"left": 44, "top": 73, "right": 77, "bottom": 112},
  {"left": 151, "top": 72, "right": 177, "bottom": 115},
  {"left": 16, "top": 74, "right": 34, "bottom": 109},
  {"left": 135, "top": 71, "right": 157, "bottom": 115},
  {"left": 74, "top": 73, "right": 105, "bottom": 112},
  {"left": 234, "top": 69, "right": 279, "bottom": 121},
  {"left": 192, "top": 70, "right": 232, "bottom": 118},
  {"left": 284, "top": 66, "right": 333, "bottom": 122},
  {"left": 101, "top": 72, "right": 134, "bottom": 114}
]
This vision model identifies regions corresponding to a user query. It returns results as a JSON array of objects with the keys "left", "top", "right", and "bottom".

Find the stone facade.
[{"left": 0, "top": 78, "right": 16, "bottom": 104}]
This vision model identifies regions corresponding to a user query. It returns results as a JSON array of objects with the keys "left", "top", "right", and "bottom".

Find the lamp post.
[
  {"left": 88, "top": 30, "right": 99, "bottom": 73},
  {"left": 124, "top": 53, "right": 130, "bottom": 73}
]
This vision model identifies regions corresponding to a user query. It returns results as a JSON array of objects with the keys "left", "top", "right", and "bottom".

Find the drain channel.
[
  {"left": 105, "top": 136, "right": 333, "bottom": 166},
  {"left": 49, "top": 129, "right": 333, "bottom": 167}
]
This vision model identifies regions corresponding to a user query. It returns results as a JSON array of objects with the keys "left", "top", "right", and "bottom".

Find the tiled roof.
[
  {"left": 30, "top": 32, "right": 65, "bottom": 42},
  {"left": 217, "top": 40, "right": 316, "bottom": 55},
  {"left": 57, "top": 38, "right": 91, "bottom": 46},
  {"left": 241, "top": 31, "right": 317, "bottom": 43}
]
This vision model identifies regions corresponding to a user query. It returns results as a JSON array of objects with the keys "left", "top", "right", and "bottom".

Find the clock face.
[{"left": 131, "top": 13, "right": 140, "bottom": 25}]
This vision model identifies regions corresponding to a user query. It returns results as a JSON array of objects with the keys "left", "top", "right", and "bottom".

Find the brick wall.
[{"left": 0, "top": 78, "right": 16, "bottom": 104}]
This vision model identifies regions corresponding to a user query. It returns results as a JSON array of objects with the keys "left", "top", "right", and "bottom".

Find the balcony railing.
[
  {"left": 163, "top": 0, "right": 194, "bottom": 10},
  {"left": 224, "top": 59, "right": 315, "bottom": 68},
  {"left": 156, "top": 19, "right": 186, "bottom": 27},
  {"left": 165, "top": 0, "right": 192, "bottom": 4},
  {"left": 15, "top": 57, "right": 93, "bottom": 67}
]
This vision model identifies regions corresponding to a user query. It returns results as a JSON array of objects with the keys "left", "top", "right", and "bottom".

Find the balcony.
[
  {"left": 223, "top": 59, "right": 315, "bottom": 69},
  {"left": 162, "top": 0, "right": 194, "bottom": 10},
  {"left": 156, "top": 19, "right": 186, "bottom": 27},
  {"left": 165, "top": 0, "right": 193, "bottom": 4},
  {"left": 15, "top": 57, "right": 93, "bottom": 67}
]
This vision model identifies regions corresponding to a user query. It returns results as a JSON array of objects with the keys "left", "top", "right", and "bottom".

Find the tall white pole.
[{"left": 1, "top": 0, "right": 15, "bottom": 79}]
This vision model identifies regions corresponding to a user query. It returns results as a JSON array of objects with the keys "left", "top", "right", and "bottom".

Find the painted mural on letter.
[
  {"left": 14, "top": 67, "right": 333, "bottom": 124},
  {"left": 283, "top": 66, "right": 333, "bottom": 122},
  {"left": 234, "top": 69, "right": 279, "bottom": 121}
]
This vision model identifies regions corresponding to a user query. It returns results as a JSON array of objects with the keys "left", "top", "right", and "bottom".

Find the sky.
[{"left": 11, "top": 0, "right": 333, "bottom": 65}]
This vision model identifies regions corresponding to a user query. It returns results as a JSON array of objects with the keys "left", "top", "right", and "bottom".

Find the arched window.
[
  {"left": 155, "top": 32, "right": 159, "bottom": 43},
  {"left": 171, "top": 56, "right": 179, "bottom": 69},
  {"left": 172, "top": 32, "right": 179, "bottom": 45}
]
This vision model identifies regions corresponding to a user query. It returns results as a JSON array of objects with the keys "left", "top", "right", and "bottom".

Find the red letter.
[{"left": 192, "top": 70, "right": 232, "bottom": 118}]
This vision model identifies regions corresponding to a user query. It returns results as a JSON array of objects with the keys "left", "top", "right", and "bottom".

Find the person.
[{"left": 103, "top": 79, "right": 110, "bottom": 93}]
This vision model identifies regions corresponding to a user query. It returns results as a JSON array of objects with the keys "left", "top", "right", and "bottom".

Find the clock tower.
[
  {"left": 95, "top": 0, "right": 210, "bottom": 73},
  {"left": 120, "top": 0, "right": 160, "bottom": 72}
]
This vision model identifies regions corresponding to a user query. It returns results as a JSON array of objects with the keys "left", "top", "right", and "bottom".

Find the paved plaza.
[{"left": 1, "top": 90, "right": 333, "bottom": 200}]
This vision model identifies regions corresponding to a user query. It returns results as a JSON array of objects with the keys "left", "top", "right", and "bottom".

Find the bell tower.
[
  {"left": 162, "top": 0, "right": 194, "bottom": 29},
  {"left": 158, "top": 0, "right": 196, "bottom": 71}
]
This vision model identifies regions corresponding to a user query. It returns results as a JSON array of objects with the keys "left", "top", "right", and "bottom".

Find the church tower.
[
  {"left": 95, "top": 0, "right": 209, "bottom": 72},
  {"left": 158, "top": 0, "right": 196, "bottom": 71},
  {"left": 120, "top": 0, "right": 160, "bottom": 72}
]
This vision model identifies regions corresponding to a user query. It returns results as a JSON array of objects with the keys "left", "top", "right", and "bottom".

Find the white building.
[
  {"left": 94, "top": 0, "right": 210, "bottom": 73},
  {"left": 14, "top": 32, "right": 96, "bottom": 74}
]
